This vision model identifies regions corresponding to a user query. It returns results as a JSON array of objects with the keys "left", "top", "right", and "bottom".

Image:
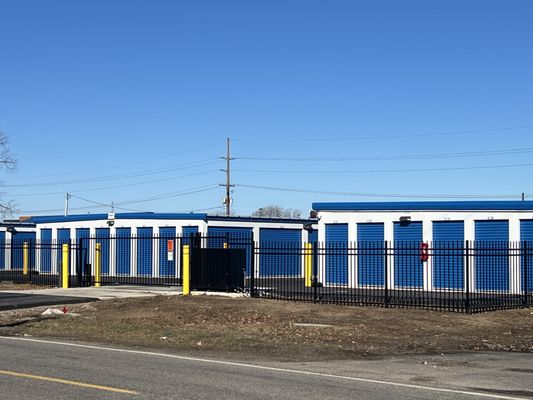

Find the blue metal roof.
[
  {"left": 25, "top": 212, "right": 317, "bottom": 225},
  {"left": 0, "top": 222, "right": 36, "bottom": 228},
  {"left": 27, "top": 212, "right": 208, "bottom": 224},
  {"left": 312, "top": 201, "right": 533, "bottom": 212},
  {"left": 207, "top": 215, "right": 316, "bottom": 224}
]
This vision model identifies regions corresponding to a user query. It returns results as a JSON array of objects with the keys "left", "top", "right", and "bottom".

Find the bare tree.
[
  {"left": 0, "top": 132, "right": 17, "bottom": 217},
  {"left": 252, "top": 205, "right": 302, "bottom": 219}
]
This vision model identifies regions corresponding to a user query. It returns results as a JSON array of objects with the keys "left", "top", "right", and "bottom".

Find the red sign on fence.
[{"left": 167, "top": 240, "right": 174, "bottom": 261}]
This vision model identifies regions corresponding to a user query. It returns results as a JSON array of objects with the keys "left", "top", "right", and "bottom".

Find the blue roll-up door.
[
  {"left": 137, "top": 227, "right": 153, "bottom": 276},
  {"left": 183, "top": 226, "right": 198, "bottom": 236},
  {"left": 394, "top": 221, "right": 423, "bottom": 288},
  {"left": 520, "top": 220, "right": 533, "bottom": 242},
  {"left": 207, "top": 227, "right": 253, "bottom": 245},
  {"left": 207, "top": 227, "right": 253, "bottom": 275},
  {"left": 433, "top": 221, "right": 464, "bottom": 290},
  {"left": 56, "top": 229, "right": 71, "bottom": 272},
  {"left": 520, "top": 220, "right": 533, "bottom": 293},
  {"left": 325, "top": 224, "right": 348, "bottom": 285},
  {"left": 95, "top": 228, "right": 110, "bottom": 274},
  {"left": 182, "top": 226, "right": 198, "bottom": 247},
  {"left": 357, "top": 223, "right": 384, "bottom": 286},
  {"left": 58, "top": 229, "right": 71, "bottom": 242},
  {"left": 259, "top": 228, "right": 301, "bottom": 276},
  {"left": 475, "top": 220, "right": 509, "bottom": 291},
  {"left": 159, "top": 227, "right": 176, "bottom": 277},
  {"left": 76, "top": 228, "right": 90, "bottom": 242},
  {"left": 0, "top": 231, "right": 5, "bottom": 270},
  {"left": 76, "top": 229, "right": 91, "bottom": 277},
  {"left": 116, "top": 228, "right": 131, "bottom": 275},
  {"left": 40, "top": 229, "right": 52, "bottom": 273},
  {"left": 11, "top": 231, "right": 36, "bottom": 270}
]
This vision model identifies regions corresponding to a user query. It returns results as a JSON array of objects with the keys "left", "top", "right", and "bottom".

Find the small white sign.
[{"left": 107, "top": 212, "right": 115, "bottom": 220}]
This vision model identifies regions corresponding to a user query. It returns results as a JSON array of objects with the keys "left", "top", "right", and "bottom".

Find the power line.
[
  {"left": 18, "top": 204, "right": 145, "bottom": 214},
  {"left": 236, "top": 184, "right": 525, "bottom": 200},
  {"left": 18, "top": 185, "right": 221, "bottom": 215},
  {"left": 67, "top": 185, "right": 219, "bottom": 208},
  {"left": 237, "top": 147, "right": 533, "bottom": 162},
  {"left": 233, "top": 124, "right": 533, "bottom": 143},
  {"left": 5, "top": 159, "right": 220, "bottom": 188},
  {"left": 234, "top": 161, "right": 533, "bottom": 174},
  {"left": 116, "top": 185, "right": 219, "bottom": 206},
  {"left": 62, "top": 194, "right": 147, "bottom": 213},
  {"left": 190, "top": 205, "right": 224, "bottom": 213},
  {"left": 16, "top": 141, "right": 224, "bottom": 179},
  {"left": 7, "top": 169, "right": 220, "bottom": 197},
  {"left": 69, "top": 194, "right": 112, "bottom": 208}
]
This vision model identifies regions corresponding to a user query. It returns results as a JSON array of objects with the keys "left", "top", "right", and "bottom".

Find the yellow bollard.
[
  {"left": 23, "top": 242, "right": 29, "bottom": 276},
  {"left": 305, "top": 242, "right": 313, "bottom": 287},
  {"left": 183, "top": 245, "right": 190, "bottom": 295},
  {"left": 95, "top": 243, "right": 101, "bottom": 288},
  {"left": 62, "top": 244, "right": 69, "bottom": 289}
]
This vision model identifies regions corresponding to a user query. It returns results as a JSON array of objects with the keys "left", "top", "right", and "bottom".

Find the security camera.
[{"left": 107, "top": 220, "right": 115, "bottom": 227}]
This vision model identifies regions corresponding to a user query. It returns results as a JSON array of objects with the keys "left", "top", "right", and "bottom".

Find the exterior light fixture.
[{"left": 303, "top": 222, "right": 314, "bottom": 233}]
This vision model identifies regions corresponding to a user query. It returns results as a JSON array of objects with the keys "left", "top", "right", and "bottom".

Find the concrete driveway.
[
  {"left": 0, "top": 285, "right": 183, "bottom": 301},
  {"left": 0, "top": 285, "right": 188, "bottom": 311}
]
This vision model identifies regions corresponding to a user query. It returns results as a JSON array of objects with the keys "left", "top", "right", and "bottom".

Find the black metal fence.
[
  {"left": 1, "top": 235, "right": 531, "bottom": 313},
  {"left": 76, "top": 235, "right": 189, "bottom": 287},
  {"left": 251, "top": 241, "right": 532, "bottom": 313},
  {"left": 0, "top": 240, "right": 66, "bottom": 286}
]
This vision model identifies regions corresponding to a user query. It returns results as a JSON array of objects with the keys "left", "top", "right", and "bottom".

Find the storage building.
[
  {"left": 312, "top": 201, "right": 533, "bottom": 293},
  {"left": 14, "top": 212, "right": 317, "bottom": 283}
]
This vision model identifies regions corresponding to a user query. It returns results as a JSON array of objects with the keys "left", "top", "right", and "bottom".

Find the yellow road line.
[{"left": 0, "top": 369, "right": 138, "bottom": 395}]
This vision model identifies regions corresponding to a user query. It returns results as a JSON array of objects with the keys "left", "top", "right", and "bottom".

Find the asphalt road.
[
  {"left": 0, "top": 336, "right": 531, "bottom": 400},
  {"left": 0, "top": 292, "right": 98, "bottom": 311}
]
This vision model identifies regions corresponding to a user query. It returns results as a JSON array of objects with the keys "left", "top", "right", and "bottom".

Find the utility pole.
[
  {"left": 522, "top": 192, "right": 525, "bottom": 201},
  {"left": 220, "top": 138, "right": 235, "bottom": 216},
  {"left": 64, "top": 193, "right": 71, "bottom": 217}
]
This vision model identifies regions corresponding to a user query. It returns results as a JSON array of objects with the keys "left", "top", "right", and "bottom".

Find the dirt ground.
[{"left": 0, "top": 295, "right": 531, "bottom": 362}]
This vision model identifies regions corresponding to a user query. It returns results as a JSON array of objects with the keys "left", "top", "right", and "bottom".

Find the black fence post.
[
  {"left": 193, "top": 232, "right": 201, "bottom": 250},
  {"left": 74, "top": 238, "right": 80, "bottom": 288},
  {"left": 56, "top": 240, "right": 62, "bottom": 288},
  {"left": 313, "top": 241, "right": 318, "bottom": 304},
  {"left": 384, "top": 241, "right": 389, "bottom": 308},
  {"left": 524, "top": 241, "right": 529, "bottom": 307},
  {"left": 250, "top": 235, "right": 256, "bottom": 297},
  {"left": 465, "top": 240, "right": 471, "bottom": 313}
]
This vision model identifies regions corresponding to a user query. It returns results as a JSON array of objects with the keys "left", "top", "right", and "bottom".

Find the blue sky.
[{"left": 1, "top": 0, "right": 533, "bottom": 217}]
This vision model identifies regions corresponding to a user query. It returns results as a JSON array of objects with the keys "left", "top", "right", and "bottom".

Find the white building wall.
[
  {"left": 30, "top": 217, "right": 315, "bottom": 280},
  {"left": 317, "top": 209, "right": 533, "bottom": 293},
  {"left": 1, "top": 227, "right": 37, "bottom": 271}
]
